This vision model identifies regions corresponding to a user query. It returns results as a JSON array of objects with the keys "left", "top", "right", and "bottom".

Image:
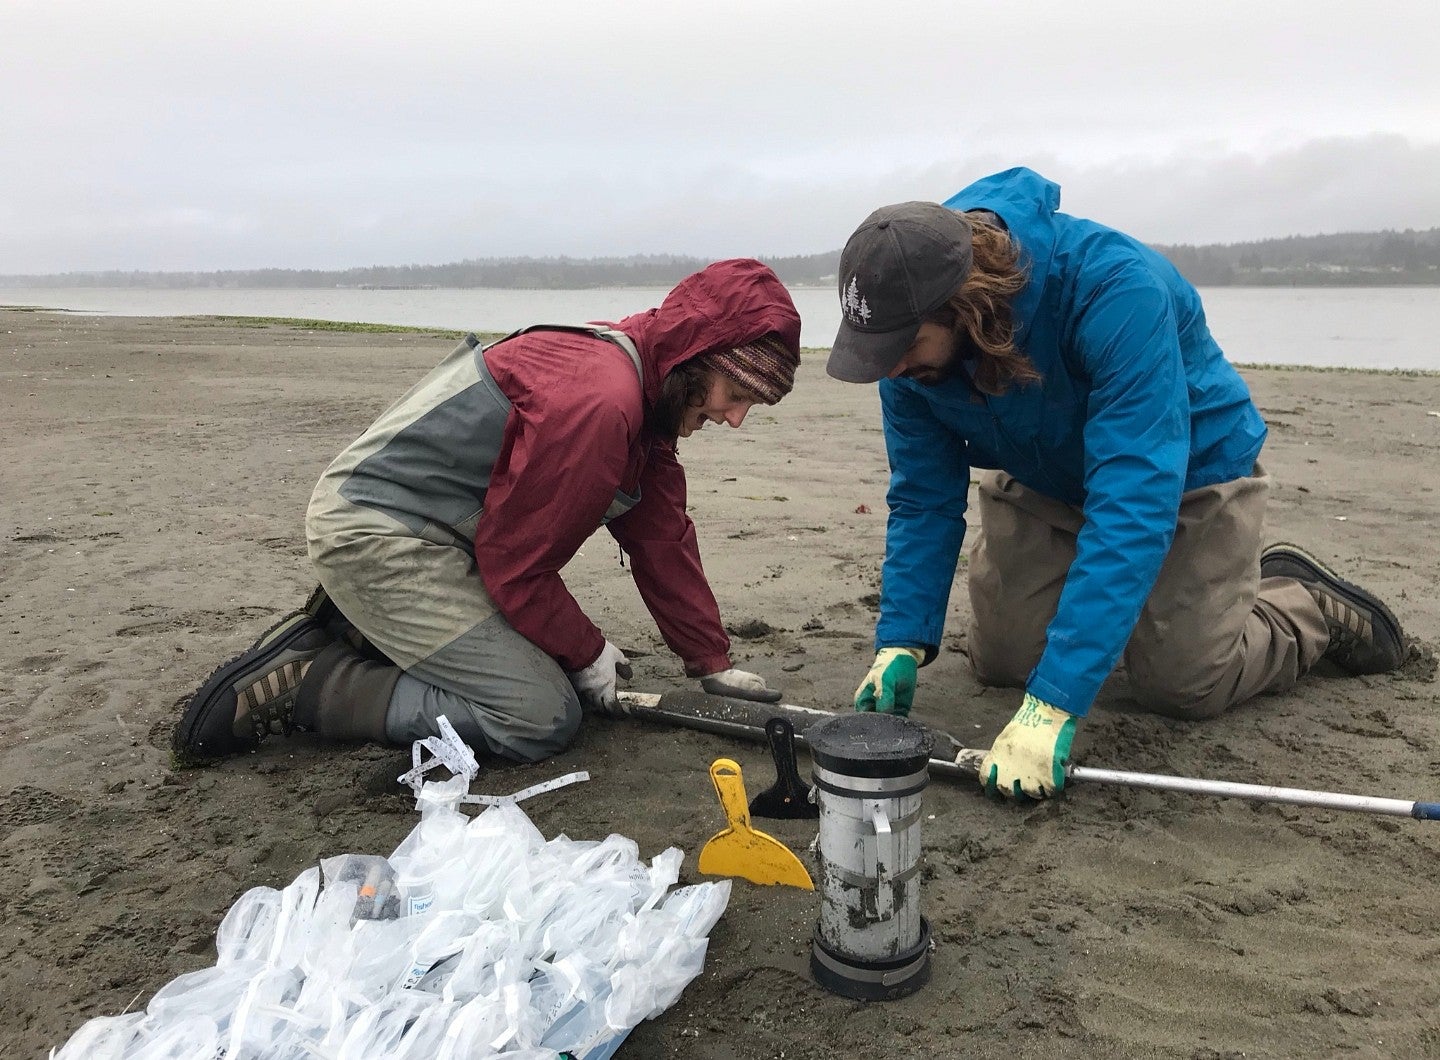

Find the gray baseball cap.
[{"left": 826, "top": 202, "right": 974, "bottom": 383}]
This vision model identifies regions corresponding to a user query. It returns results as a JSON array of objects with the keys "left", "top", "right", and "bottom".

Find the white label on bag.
[{"left": 407, "top": 890, "right": 434, "bottom": 916}]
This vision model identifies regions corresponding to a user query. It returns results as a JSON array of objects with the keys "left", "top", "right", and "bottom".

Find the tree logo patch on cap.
[{"left": 841, "top": 276, "right": 872, "bottom": 326}]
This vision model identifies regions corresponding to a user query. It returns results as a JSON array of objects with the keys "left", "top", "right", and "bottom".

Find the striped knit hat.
[{"left": 699, "top": 334, "right": 799, "bottom": 405}]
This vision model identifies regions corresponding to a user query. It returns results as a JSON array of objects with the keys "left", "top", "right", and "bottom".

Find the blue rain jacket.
[{"left": 877, "top": 167, "right": 1266, "bottom": 716}]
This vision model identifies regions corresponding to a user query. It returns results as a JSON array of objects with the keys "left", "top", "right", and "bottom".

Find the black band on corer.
[
  {"left": 810, "top": 762, "right": 929, "bottom": 801},
  {"left": 809, "top": 918, "right": 932, "bottom": 1001}
]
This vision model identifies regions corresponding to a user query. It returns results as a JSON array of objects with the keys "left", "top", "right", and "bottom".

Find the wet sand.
[{"left": 2, "top": 309, "right": 1438, "bottom": 1059}]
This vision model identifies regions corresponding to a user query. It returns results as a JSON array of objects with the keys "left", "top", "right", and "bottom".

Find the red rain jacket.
[{"left": 474, "top": 259, "right": 801, "bottom": 675}]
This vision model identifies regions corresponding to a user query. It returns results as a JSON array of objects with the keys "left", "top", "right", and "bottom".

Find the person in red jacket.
[{"left": 174, "top": 258, "right": 801, "bottom": 763}]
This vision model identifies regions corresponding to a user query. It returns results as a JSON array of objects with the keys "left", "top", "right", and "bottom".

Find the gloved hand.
[
  {"left": 980, "top": 693, "right": 1078, "bottom": 799},
  {"left": 566, "top": 640, "right": 633, "bottom": 713},
  {"left": 699, "top": 668, "right": 782, "bottom": 703},
  {"left": 854, "top": 647, "right": 923, "bottom": 715}
]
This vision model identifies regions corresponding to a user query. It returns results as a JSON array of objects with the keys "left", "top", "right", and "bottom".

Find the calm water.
[{"left": 3, "top": 284, "right": 1438, "bottom": 371}]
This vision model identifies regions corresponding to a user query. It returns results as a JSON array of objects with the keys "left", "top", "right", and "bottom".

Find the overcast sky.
[{"left": 3, "top": 0, "right": 1437, "bottom": 273}]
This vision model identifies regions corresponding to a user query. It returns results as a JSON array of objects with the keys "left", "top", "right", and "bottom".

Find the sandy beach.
[{"left": 3, "top": 308, "right": 1438, "bottom": 1059}]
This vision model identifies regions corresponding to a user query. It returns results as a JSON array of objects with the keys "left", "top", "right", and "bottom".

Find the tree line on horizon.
[{"left": 6, "top": 229, "right": 1439, "bottom": 290}]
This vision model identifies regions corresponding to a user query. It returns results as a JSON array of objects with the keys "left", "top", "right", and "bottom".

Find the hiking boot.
[
  {"left": 173, "top": 613, "right": 333, "bottom": 763},
  {"left": 1260, "top": 543, "right": 1406, "bottom": 675}
]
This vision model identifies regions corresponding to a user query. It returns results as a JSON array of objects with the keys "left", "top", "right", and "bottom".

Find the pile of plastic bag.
[{"left": 53, "top": 738, "right": 731, "bottom": 1059}]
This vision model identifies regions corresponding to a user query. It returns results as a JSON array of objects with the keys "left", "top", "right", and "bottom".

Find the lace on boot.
[{"left": 239, "top": 658, "right": 314, "bottom": 741}]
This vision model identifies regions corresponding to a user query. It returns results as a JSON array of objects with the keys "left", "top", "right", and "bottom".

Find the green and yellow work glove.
[
  {"left": 980, "top": 693, "right": 1077, "bottom": 799},
  {"left": 854, "top": 647, "right": 923, "bottom": 716}
]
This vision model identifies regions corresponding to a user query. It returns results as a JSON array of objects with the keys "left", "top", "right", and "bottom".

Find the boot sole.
[
  {"left": 172, "top": 615, "right": 320, "bottom": 765},
  {"left": 1260, "top": 542, "right": 1405, "bottom": 654}
]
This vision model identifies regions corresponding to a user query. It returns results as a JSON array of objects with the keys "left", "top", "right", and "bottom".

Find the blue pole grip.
[{"left": 1410, "top": 802, "right": 1440, "bottom": 821}]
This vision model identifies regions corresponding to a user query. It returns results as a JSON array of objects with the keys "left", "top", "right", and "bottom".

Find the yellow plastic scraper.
[{"left": 697, "top": 758, "right": 814, "bottom": 890}]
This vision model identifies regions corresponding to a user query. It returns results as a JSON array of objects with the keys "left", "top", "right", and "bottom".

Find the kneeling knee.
[
  {"left": 1126, "top": 667, "right": 1229, "bottom": 721},
  {"left": 547, "top": 690, "right": 584, "bottom": 747},
  {"left": 509, "top": 687, "right": 583, "bottom": 763},
  {"left": 967, "top": 646, "right": 1031, "bottom": 692},
  {"left": 436, "top": 684, "right": 582, "bottom": 764}
]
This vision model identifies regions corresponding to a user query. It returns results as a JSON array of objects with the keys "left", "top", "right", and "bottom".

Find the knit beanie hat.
[{"left": 699, "top": 334, "right": 799, "bottom": 405}]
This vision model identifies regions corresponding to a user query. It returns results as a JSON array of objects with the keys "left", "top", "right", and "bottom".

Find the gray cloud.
[{"left": 3, "top": 0, "right": 1436, "bottom": 272}]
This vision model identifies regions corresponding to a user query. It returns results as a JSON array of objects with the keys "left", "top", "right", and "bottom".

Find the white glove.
[
  {"left": 567, "top": 640, "right": 632, "bottom": 713},
  {"left": 699, "top": 667, "right": 782, "bottom": 703}
]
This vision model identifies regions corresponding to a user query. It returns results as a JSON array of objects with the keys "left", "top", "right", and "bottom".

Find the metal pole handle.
[{"left": 945, "top": 748, "right": 1440, "bottom": 820}]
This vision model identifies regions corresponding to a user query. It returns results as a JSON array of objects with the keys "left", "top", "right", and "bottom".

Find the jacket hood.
[
  {"left": 941, "top": 166, "right": 1064, "bottom": 345},
  {"left": 610, "top": 258, "right": 802, "bottom": 405},
  {"left": 942, "top": 166, "right": 1061, "bottom": 225}
]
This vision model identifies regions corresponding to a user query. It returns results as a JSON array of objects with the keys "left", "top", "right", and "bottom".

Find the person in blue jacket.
[{"left": 827, "top": 167, "right": 1408, "bottom": 800}]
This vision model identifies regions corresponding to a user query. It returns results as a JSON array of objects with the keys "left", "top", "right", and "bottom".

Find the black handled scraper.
[{"left": 748, "top": 716, "right": 818, "bottom": 820}]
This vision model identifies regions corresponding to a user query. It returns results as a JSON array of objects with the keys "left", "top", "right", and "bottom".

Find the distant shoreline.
[
  {"left": 6, "top": 280, "right": 1440, "bottom": 294},
  {"left": 6, "top": 224, "right": 1436, "bottom": 290},
  {"left": 6, "top": 306, "right": 1438, "bottom": 376}
]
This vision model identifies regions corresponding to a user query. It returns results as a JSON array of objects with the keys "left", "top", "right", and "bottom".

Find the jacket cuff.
[
  {"left": 566, "top": 632, "right": 607, "bottom": 675},
  {"left": 876, "top": 640, "right": 938, "bottom": 667},
  {"left": 685, "top": 653, "right": 733, "bottom": 679},
  {"left": 1025, "top": 671, "right": 1088, "bottom": 717}
]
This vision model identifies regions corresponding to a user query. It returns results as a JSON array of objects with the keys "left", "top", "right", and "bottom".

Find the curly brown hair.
[
  {"left": 646, "top": 360, "right": 711, "bottom": 439},
  {"left": 923, "top": 215, "right": 1041, "bottom": 396}
]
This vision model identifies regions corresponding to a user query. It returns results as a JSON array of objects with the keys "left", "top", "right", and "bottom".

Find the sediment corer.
[{"left": 808, "top": 712, "right": 933, "bottom": 1001}]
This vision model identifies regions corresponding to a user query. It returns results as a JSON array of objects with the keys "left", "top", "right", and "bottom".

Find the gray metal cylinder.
[{"left": 808, "top": 712, "right": 932, "bottom": 1000}]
